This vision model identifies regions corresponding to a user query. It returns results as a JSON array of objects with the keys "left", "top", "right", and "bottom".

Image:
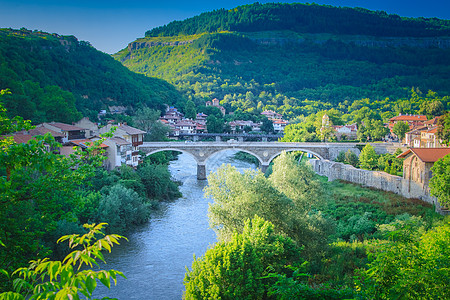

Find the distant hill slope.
[
  {"left": 116, "top": 3, "right": 450, "bottom": 119},
  {"left": 146, "top": 2, "right": 450, "bottom": 37},
  {"left": 0, "top": 28, "right": 183, "bottom": 124}
]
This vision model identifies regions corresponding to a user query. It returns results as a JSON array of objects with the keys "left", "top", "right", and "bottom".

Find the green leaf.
[
  {"left": 85, "top": 275, "right": 97, "bottom": 294},
  {"left": 0, "top": 292, "right": 25, "bottom": 300}
]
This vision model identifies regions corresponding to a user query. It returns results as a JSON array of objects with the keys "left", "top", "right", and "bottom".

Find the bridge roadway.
[{"left": 139, "top": 141, "right": 377, "bottom": 180}]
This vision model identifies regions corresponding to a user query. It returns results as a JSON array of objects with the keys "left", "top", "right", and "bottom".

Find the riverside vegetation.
[
  {"left": 183, "top": 152, "right": 448, "bottom": 299},
  {"left": 0, "top": 100, "right": 181, "bottom": 294},
  {"left": 1, "top": 95, "right": 450, "bottom": 298}
]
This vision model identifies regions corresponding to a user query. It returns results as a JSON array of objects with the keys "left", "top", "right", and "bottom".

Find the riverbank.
[{"left": 94, "top": 150, "right": 256, "bottom": 299}]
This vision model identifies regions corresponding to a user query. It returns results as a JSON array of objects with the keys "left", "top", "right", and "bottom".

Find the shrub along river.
[{"left": 95, "top": 150, "right": 256, "bottom": 299}]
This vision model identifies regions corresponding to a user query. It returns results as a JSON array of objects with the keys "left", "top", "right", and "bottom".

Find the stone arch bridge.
[{"left": 140, "top": 142, "right": 361, "bottom": 180}]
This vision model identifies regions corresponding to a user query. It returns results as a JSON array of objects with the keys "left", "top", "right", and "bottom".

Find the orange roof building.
[{"left": 397, "top": 148, "right": 450, "bottom": 189}]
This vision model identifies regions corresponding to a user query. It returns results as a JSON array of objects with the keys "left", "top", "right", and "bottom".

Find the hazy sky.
[{"left": 1, "top": 0, "right": 449, "bottom": 54}]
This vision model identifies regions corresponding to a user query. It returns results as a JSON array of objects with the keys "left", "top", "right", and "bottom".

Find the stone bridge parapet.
[{"left": 139, "top": 142, "right": 371, "bottom": 180}]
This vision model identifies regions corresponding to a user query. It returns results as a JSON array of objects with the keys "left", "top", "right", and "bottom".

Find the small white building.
[
  {"left": 273, "top": 119, "right": 288, "bottom": 133},
  {"left": 332, "top": 124, "right": 358, "bottom": 140},
  {"left": 102, "top": 137, "right": 137, "bottom": 169}
]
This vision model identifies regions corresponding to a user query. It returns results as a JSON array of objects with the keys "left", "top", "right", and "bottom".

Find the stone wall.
[{"left": 309, "top": 159, "right": 448, "bottom": 213}]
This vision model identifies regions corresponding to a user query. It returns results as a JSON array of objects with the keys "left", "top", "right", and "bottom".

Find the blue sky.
[{"left": 1, "top": 1, "right": 449, "bottom": 54}]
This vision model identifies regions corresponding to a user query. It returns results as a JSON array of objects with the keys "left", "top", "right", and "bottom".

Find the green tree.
[
  {"left": 0, "top": 223, "right": 126, "bottom": 300},
  {"left": 97, "top": 184, "right": 151, "bottom": 234},
  {"left": 206, "top": 153, "right": 329, "bottom": 259},
  {"left": 269, "top": 152, "right": 322, "bottom": 211},
  {"left": 132, "top": 107, "right": 171, "bottom": 141},
  {"left": 260, "top": 117, "right": 274, "bottom": 134},
  {"left": 392, "top": 121, "right": 410, "bottom": 142},
  {"left": 356, "top": 220, "right": 450, "bottom": 299},
  {"left": 206, "top": 115, "right": 224, "bottom": 133},
  {"left": 137, "top": 162, "right": 181, "bottom": 200},
  {"left": 184, "top": 99, "right": 197, "bottom": 120},
  {"left": 281, "top": 123, "right": 318, "bottom": 142},
  {"left": 359, "top": 144, "right": 378, "bottom": 170},
  {"left": 429, "top": 154, "right": 450, "bottom": 207},
  {"left": 437, "top": 112, "right": 450, "bottom": 146},
  {"left": 184, "top": 216, "right": 301, "bottom": 300}
]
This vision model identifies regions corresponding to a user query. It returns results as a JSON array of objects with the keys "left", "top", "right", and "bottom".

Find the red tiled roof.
[
  {"left": 0, "top": 133, "right": 35, "bottom": 144},
  {"left": 389, "top": 115, "right": 427, "bottom": 122},
  {"left": 69, "top": 139, "right": 108, "bottom": 149},
  {"left": 13, "top": 134, "right": 34, "bottom": 144},
  {"left": 397, "top": 148, "right": 450, "bottom": 162},
  {"left": 46, "top": 122, "right": 84, "bottom": 131},
  {"left": 424, "top": 116, "right": 442, "bottom": 126},
  {"left": 29, "top": 126, "right": 64, "bottom": 137}
]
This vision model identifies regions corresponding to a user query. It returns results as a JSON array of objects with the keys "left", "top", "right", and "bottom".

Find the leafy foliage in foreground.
[
  {"left": 430, "top": 154, "right": 450, "bottom": 207},
  {"left": 0, "top": 223, "right": 126, "bottom": 300},
  {"left": 184, "top": 216, "right": 302, "bottom": 300},
  {"left": 356, "top": 219, "right": 450, "bottom": 299}
]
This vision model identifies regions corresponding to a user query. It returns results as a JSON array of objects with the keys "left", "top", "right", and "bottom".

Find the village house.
[
  {"left": 74, "top": 117, "right": 99, "bottom": 138},
  {"left": 332, "top": 124, "right": 358, "bottom": 140},
  {"left": 420, "top": 127, "right": 443, "bottom": 148},
  {"left": 405, "top": 116, "right": 444, "bottom": 148},
  {"left": 388, "top": 114, "right": 427, "bottom": 133},
  {"left": 101, "top": 137, "right": 136, "bottom": 169},
  {"left": 161, "top": 106, "right": 184, "bottom": 124},
  {"left": 195, "top": 112, "right": 208, "bottom": 125},
  {"left": 398, "top": 148, "right": 450, "bottom": 193},
  {"left": 175, "top": 120, "right": 198, "bottom": 134},
  {"left": 99, "top": 123, "right": 146, "bottom": 166},
  {"left": 42, "top": 122, "right": 86, "bottom": 143},
  {"left": 273, "top": 119, "right": 289, "bottom": 133},
  {"left": 261, "top": 110, "right": 282, "bottom": 120},
  {"left": 228, "top": 120, "right": 260, "bottom": 133},
  {"left": 99, "top": 123, "right": 145, "bottom": 149}
]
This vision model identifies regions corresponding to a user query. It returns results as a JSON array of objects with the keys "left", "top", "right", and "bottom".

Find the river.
[{"left": 95, "top": 150, "right": 256, "bottom": 299}]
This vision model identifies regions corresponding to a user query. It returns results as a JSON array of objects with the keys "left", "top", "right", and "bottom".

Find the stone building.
[
  {"left": 206, "top": 98, "right": 226, "bottom": 116},
  {"left": 397, "top": 148, "right": 450, "bottom": 189}
]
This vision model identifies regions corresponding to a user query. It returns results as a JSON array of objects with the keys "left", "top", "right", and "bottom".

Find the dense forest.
[
  {"left": 0, "top": 28, "right": 184, "bottom": 124},
  {"left": 146, "top": 2, "right": 450, "bottom": 37},
  {"left": 116, "top": 3, "right": 450, "bottom": 121}
]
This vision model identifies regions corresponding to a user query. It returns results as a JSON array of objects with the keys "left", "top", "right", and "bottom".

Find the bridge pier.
[
  {"left": 197, "top": 164, "right": 207, "bottom": 180},
  {"left": 193, "top": 135, "right": 199, "bottom": 142},
  {"left": 260, "top": 163, "right": 270, "bottom": 174},
  {"left": 215, "top": 136, "right": 221, "bottom": 142}
]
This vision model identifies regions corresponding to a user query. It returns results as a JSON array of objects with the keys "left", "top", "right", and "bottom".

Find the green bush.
[
  {"left": 184, "top": 216, "right": 302, "bottom": 299},
  {"left": 97, "top": 184, "right": 151, "bottom": 234}
]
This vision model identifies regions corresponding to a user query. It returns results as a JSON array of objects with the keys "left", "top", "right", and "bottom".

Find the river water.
[{"left": 95, "top": 150, "right": 256, "bottom": 300}]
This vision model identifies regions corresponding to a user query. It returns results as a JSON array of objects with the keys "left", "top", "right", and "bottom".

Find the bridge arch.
[
  {"left": 203, "top": 148, "right": 263, "bottom": 166},
  {"left": 266, "top": 148, "right": 325, "bottom": 165},
  {"left": 144, "top": 148, "right": 200, "bottom": 164}
]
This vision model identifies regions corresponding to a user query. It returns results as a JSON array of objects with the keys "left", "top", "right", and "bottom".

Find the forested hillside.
[
  {"left": 116, "top": 2, "right": 450, "bottom": 120},
  {"left": 0, "top": 28, "right": 183, "bottom": 124}
]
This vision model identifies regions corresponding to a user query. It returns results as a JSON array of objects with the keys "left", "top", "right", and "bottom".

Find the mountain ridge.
[
  {"left": 0, "top": 28, "right": 184, "bottom": 123},
  {"left": 145, "top": 3, "right": 450, "bottom": 38}
]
